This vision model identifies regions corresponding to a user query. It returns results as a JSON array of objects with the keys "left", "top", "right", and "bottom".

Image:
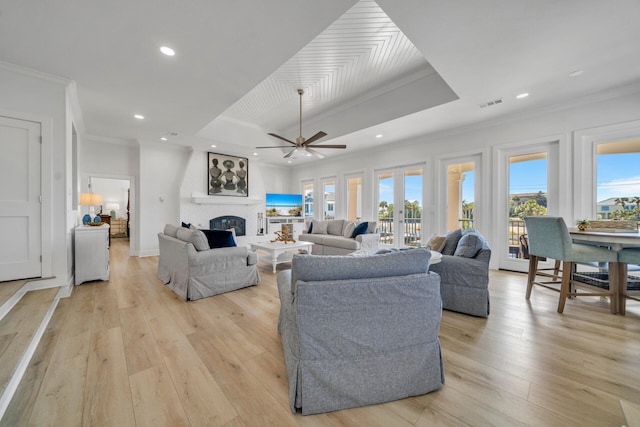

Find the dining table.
[{"left": 569, "top": 227, "right": 640, "bottom": 314}]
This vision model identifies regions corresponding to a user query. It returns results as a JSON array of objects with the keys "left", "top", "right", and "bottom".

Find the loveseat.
[
  {"left": 277, "top": 248, "right": 444, "bottom": 415},
  {"left": 297, "top": 219, "right": 380, "bottom": 255},
  {"left": 428, "top": 228, "right": 492, "bottom": 317},
  {"left": 157, "top": 224, "right": 259, "bottom": 300}
]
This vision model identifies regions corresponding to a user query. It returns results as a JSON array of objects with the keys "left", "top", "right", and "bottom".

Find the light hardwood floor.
[{"left": 3, "top": 238, "right": 640, "bottom": 426}]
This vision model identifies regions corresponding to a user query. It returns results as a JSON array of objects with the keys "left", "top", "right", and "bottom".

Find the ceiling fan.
[{"left": 256, "top": 89, "right": 346, "bottom": 159}]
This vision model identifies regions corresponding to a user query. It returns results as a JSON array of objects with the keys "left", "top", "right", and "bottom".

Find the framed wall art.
[{"left": 207, "top": 152, "right": 249, "bottom": 197}]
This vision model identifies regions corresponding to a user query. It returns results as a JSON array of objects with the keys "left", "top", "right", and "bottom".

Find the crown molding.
[{"left": 0, "top": 61, "right": 71, "bottom": 86}]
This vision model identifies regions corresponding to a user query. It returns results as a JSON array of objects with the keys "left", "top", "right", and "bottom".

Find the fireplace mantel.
[{"left": 191, "top": 194, "right": 262, "bottom": 205}]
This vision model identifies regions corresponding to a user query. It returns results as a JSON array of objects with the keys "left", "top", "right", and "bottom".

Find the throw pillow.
[
  {"left": 327, "top": 219, "right": 345, "bottom": 236},
  {"left": 307, "top": 220, "right": 313, "bottom": 233},
  {"left": 366, "top": 221, "right": 377, "bottom": 233},
  {"left": 311, "top": 220, "right": 329, "bottom": 234},
  {"left": 454, "top": 232, "right": 485, "bottom": 258},
  {"left": 163, "top": 224, "right": 180, "bottom": 238},
  {"left": 352, "top": 222, "right": 368, "bottom": 238},
  {"left": 442, "top": 229, "right": 463, "bottom": 255},
  {"left": 426, "top": 234, "right": 447, "bottom": 252},
  {"left": 343, "top": 221, "right": 356, "bottom": 238},
  {"left": 181, "top": 221, "right": 191, "bottom": 229},
  {"left": 189, "top": 230, "right": 210, "bottom": 251},
  {"left": 201, "top": 229, "right": 237, "bottom": 249}
]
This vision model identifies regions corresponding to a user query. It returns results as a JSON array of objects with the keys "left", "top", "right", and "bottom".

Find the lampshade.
[{"left": 80, "top": 193, "right": 103, "bottom": 206}]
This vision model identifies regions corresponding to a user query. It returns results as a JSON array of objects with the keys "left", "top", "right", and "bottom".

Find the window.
[
  {"left": 596, "top": 139, "right": 640, "bottom": 222},
  {"left": 302, "top": 181, "right": 314, "bottom": 218},
  {"left": 345, "top": 174, "right": 363, "bottom": 222},
  {"left": 322, "top": 178, "right": 336, "bottom": 220}
]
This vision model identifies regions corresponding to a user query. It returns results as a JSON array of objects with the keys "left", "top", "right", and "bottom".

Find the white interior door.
[{"left": 0, "top": 116, "right": 42, "bottom": 281}]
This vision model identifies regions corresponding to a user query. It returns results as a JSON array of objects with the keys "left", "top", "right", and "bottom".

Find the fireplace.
[{"left": 210, "top": 215, "right": 246, "bottom": 236}]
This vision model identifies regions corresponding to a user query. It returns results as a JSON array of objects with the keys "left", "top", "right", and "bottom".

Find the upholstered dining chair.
[
  {"left": 616, "top": 248, "right": 640, "bottom": 314},
  {"left": 523, "top": 216, "right": 618, "bottom": 313}
]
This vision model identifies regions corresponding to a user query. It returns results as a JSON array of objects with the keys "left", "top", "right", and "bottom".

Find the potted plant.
[{"left": 576, "top": 219, "right": 589, "bottom": 231}]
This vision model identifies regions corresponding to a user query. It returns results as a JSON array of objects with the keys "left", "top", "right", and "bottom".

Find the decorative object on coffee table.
[{"left": 271, "top": 225, "right": 296, "bottom": 243}]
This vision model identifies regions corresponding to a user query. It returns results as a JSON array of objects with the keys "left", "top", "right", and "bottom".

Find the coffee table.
[{"left": 249, "top": 240, "right": 314, "bottom": 273}]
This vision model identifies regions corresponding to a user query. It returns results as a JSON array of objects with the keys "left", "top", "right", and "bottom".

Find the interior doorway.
[{"left": 81, "top": 174, "right": 135, "bottom": 256}]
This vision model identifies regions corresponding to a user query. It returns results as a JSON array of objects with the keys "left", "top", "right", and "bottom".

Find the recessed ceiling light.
[
  {"left": 516, "top": 93, "right": 529, "bottom": 99},
  {"left": 134, "top": 114, "right": 144, "bottom": 119},
  {"left": 252, "top": 152, "right": 258, "bottom": 156},
  {"left": 160, "top": 46, "right": 175, "bottom": 56},
  {"left": 160, "top": 137, "right": 167, "bottom": 141},
  {"left": 287, "top": 160, "right": 292, "bottom": 164},
  {"left": 210, "top": 144, "right": 216, "bottom": 148},
  {"left": 569, "top": 70, "right": 584, "bottom": 77},
  {"left": 305, "top": 152, "right": 312, "bottom": 157},
  {"left": 376, "top": 134, "right": 383, "bottom": 138}
]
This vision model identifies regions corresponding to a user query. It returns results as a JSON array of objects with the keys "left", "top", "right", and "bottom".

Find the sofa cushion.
[
  {"left": 290, "top": 248, "right": 431, "bottom": 294},
  {"left": 318, "top": 235, "right": 360, "bottom": 251},
  {"left": 366, "top": 221, "right": 377, "bottom": 233},
  {"left": 311, "top": 220, "right": 329, "bottom": 234},
  {"left": 343, "top": 221, "right": 356, "bottom": 238},
  {"left": 352, "top": 222, "right": 368, "bottom": 237},
  {"left": 442, "top": 229, "right": 463, "bottom": 255},
  {"left": 201, "top": 229, "right": 237, "bottom": 249},
  {"left": 164, "top": 224, "right": 180, "bottom": 238},
  {"left": 426, "top": 234, "right": 447, "bottom": 252},
  {"left": 454, "top": 231, "right": 485, "bottom": 258},
  {"left": 327, "top": 219, "right": 345, "bottom": 236},
  {"left": 176, "top": 227, "right": 192, "bottom": 242},
  {"left": 191, "top": 230, "right": 211, "bottom": 251}
]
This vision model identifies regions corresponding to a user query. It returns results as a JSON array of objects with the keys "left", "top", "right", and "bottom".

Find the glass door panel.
[
  {"left": 302, "top": 181, "right": 314, "bottom": 219},
  {"left": 323, "top": 179, "right": 335, "bottom": 220},
  {"left": 346, "top": 175, "right": 363, "bottom": 222},
  {"left": 404, "top": 168, "right": 423, "bottom": 246},
  {"left": 446, "top": 162, "right": 475, "bottom": 231},
  {"left": 377, "top": 172, "right": 394, "bottom": 245}
]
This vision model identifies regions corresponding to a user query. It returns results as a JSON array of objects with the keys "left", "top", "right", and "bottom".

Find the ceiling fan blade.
[
  {"left": 283, "top": 148, "right": 297, "bottom": 158},
  {"left": 255, "top": 146, "right": 295, "bottom": 148},
  {"left": 304, "top": 147, "right": 325, "bottom": 159},
  {"left": 304, "top": 131, "right": 328, "bottom": 145},
  {"left": 307, "top": 144, "right": 346, "bottom": 149},
  {"left": 268, "top": 133, "right": 296, "bottom": 145}
]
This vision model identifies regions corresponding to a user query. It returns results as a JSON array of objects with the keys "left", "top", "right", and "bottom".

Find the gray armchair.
[{"left": 277, "top": 248, "right": 444, "bottom": 415}]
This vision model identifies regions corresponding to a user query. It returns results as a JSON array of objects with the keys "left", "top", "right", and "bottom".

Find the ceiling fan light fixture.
[{"left": 256, "top": 89, "right": 345, "bottom": 158}]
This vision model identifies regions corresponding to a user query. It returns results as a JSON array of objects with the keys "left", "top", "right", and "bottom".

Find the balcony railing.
[{"left": 377, "top": 217, "right": 423, "bottom": 246}]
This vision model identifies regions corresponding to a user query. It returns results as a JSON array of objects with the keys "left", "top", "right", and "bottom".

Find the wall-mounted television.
[{"left": 266, "top": 193, "right": 303, "bottom": 217}]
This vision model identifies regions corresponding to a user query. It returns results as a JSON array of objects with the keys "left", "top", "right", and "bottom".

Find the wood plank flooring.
[{"left": 3, "top": 238, "right": 640, "bottom": 426}]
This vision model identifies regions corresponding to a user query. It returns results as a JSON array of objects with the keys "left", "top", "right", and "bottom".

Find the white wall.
[
  {"left": 0, "top": 65, "right": 71, "bottom": 286},
  {"left": 79, "top": 137, "right": 139, "bottom": 253},
  {"left": 179, "top": 150, "right": 290, "bottom": 244}
]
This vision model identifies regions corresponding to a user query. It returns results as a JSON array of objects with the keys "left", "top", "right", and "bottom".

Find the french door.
[
  {"left": 376, "top": 164, "right": 424, "bottom": 247},
  {"left": 497, "top": 142, "right": 559, "bottom": 272}
]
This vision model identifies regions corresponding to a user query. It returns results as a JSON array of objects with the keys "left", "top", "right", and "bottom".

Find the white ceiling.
[{"left": 1, "top": 0, "right": 640, "bottom": 165}]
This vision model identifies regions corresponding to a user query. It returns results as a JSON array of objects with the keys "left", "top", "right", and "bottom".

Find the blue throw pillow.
[
  {"left": 201, "top": 229, "right": 237, "bottom": 249},
  {"left": 351, "top": 222, "right": 368, "bottom": 238},
  {"left": 454, "top": 232, "right": 485, "bottom": 258},
  {"left": 181, "top": 221, "right": 191, "bottom": 229},
  {"left": 307, "top": 221, "right": 313, "bottom": 233}
]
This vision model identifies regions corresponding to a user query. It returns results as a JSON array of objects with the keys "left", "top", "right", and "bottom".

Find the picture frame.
[{"left": 207, "top": 152, "right": 249, "bottom": 197}]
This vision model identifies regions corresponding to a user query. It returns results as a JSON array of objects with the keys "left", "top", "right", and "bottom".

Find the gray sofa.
[
  {"left": 429, "top": 229, "right": 492, "bottom": 317},
  {"left": 157, "top": 224, "right": 259, "bottom": 300},
  {"left": 277, "top": 248, "right": 444, "bottom": 415},
  {"left": 298, "top": 219, "right": 380, "bottom": 255}
]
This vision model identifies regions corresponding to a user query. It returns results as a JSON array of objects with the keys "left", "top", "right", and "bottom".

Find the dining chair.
[
  {"left": 616, "top": 248, "right": 640, "bottom": 314},
  {"left": 523, "top": 216, "right": 618, "bottom": 313}
]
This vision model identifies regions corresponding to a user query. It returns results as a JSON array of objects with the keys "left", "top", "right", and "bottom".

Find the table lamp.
[{"left": 80, "top": 193, "right": 104, "bottom": 224}]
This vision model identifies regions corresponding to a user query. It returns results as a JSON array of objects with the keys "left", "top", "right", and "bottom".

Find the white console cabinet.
[
  {"left": 265, "top": 216, "right": 306, "bottom": 239},
  {"left": 75, "top": 224, "right": 110, "bottom": 285}
]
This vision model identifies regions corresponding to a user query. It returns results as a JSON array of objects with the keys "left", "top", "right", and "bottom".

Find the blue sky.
[{"left": 597, "top": 153, "right": 640, "bottom": 201}]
